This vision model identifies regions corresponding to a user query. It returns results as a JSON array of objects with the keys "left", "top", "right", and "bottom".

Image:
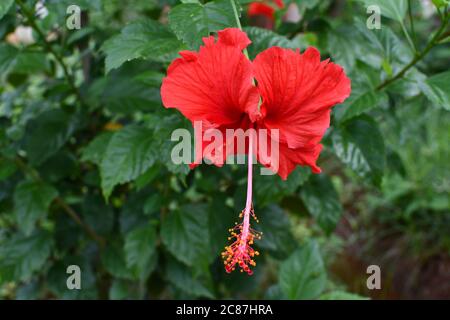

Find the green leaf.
[
  {"left": 355, "top": 0, "right": 407, "bottom": 22},
  {"left": 432, "top": 0, "right": 450, "bottom": 8},
  {"left": 300, "top": 175, "right": 342, "bottom": 235},
  {"left": 0, "top": 157, "right": 17, "bottom": 181},
  {"left": 124, "top": 223, "right": 158, "bottom": 281},
  {"left": 168, "top": 0, "right": 238, "bottom": 49},
  {"left": 0, "top": 44, "right": 18, "bottom": 75},
  {"left": 101, "top": 242, "right": 134, "bottom": 280},
  {"left": 24, "top": 109, "right": 80, "bottom": 166},
  {"left": 354, "top": 19, "right": 411, "bottom": 70},
  {"left": 327, "top": 32, "right": 357, "bottom": 72},
  {"left": 420, "top": 71, "right": 450, "bottom": 111},
  {"left": 279, "top": 241, "right": 327, "bottom": 300},
  {"left": 338, "top": 89, "right": 388, "bottom": 123},
  {"left": 81, "top": 132, "right": 114, "bottom": 166},
  {"left": 0, "top": 230, "right": 54, "bottom": 281},
  {"left": 319, "top": 290, "right": 369, "bottom": 300},
  {"left": 100, "top": 125, "right": 157, "bottom": 200},
  {"left": 331, "top": 115, "right": 386, "bottom": 187},
  {"left": 13, "top": 180, "right": 58, "bottom": 236},
  {"left": 0, "top": 0, "right": 14, "bottom": 21},
  {"left": 102, "top": 19, "right": 183, "bottom": 73},
  {"left": 166, "top": 257, "right": 214, "bottom": 299},
  {"left": 244, "top": 27, "right": 299, "bottom": 59},
  {"left": 258, "top": 205, "right": 297, "bottom": 259},
  {"left": 161, "top": 204, "right": 211, "bottom": 267},
  {"left": 254, "top": 166, "right": 310, "bottom": 207}
]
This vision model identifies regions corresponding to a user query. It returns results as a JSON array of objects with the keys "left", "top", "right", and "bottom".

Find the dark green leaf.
[
  {"left": 81, "top": 132, "right": 114, "bottom": 166},
  {"left": 0, "top": 231, "right": 54, "bottom": 281},
  {"left": 102, "top": 19, "right": 183, "bottom": 73},
  {"left": 161, "top": 204, "right": 211, "bottom": 267},
  {"left": 166, "top": 257, "right": 214, "bottom": 298},
  {"left": 258, "top": 205, "right": 297, "bottom": 259},
  {"left": 300, "top": 174, "right": 342, "bottom": 234},
  {"left": 100, "top": 125, "right": 157, "bottom": 199},
  {"left": 331, "top": 115, "right": 386, "bottom": 187},
  {"left": 124, "top": 223, "right": 158, "bottom": 281},
  {"left": 24, "top": 109, "right": 80, "bottom": 166},
  {"left": 13, "top": 180, "right": 58, "bottom": 235}
]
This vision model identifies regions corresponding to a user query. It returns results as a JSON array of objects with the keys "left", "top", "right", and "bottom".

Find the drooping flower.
[
  {"left": 248, "top": 0, "right": 284, "bottom": 21},
  {"left": 161, "top": 28, "right": 351, "bottom": 275}
]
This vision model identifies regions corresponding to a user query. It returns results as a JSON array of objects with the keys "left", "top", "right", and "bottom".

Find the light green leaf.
[
  {"left": 168, "top": 0, "right": 238, "bottom": 49},
  {"left": 279, "top": 241, "right": 327, "bottom": 300},
  {"left": 331, "top": 115, "right": 386, "bottom": 187},
  {"left": 161, "top": 204, "right": 211, "bottom": 267},
  {"left": 102, "top": 19, "right": 183, "bottom": 73},
  {"left": 244, "top": 27, "right": 299, "bottom": 59},
  {"left": 100, "top": 125, "right": 157, "bottom": 200},
  {"left": 13, "top": 181, "right": 58, "bottom": 236},
  {"left": 420, "top": 71, "right": 450, "bottom": 111},
  {"left": 356, "top": 0, "right": 407, "bottom": 22},
  {"left": 319, "top": 290, "right": 369, "bottom": 300},
  {"left": 300, "top": 174, "right": 342, "bottom": 234},
  {"left": 0, "top": 0, "right": 14, "bottom": 21}
]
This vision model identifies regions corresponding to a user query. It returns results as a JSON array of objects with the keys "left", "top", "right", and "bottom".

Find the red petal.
[
  {"left": 217, "top": 28, "right": 252, "bottom": 51},
  {"left": 161, "top": 29, "right": 259, "bottom": 127},
  {"left": 253, "top": 46, "right": 351, "bottom": 150},
  {"left": 257, "top": 131, "right": 323, "bottom": 180}
]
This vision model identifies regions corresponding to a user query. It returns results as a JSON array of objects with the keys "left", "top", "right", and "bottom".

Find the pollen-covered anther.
[{"left": 221, "top": 208, "right": 262, "bottom": 275}]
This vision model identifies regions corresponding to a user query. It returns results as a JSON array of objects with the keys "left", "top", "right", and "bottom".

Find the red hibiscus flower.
[{"left": 161, "top": 28, "right": 350, "bottom": 275}]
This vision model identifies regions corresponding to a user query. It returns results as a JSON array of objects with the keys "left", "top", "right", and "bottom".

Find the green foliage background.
[{"left": 0, "top": 0, "right": 449, "bottom": 299}]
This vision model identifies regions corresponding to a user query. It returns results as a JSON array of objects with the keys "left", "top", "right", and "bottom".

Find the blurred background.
[{"left": 0, "top": 0, "right": 449, "bottom": 299}]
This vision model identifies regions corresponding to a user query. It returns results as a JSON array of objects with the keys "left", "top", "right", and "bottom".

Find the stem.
[
  {"left": 400, "top": 20, "right": 417, "bottom": 54},
  {"left": 407, "top": 0, "right": 418, "bottom": 52},
  {"left": 377, "top": 11, "right": 449, "bottom": 91},
  {"left": 240, "top": 131, "right": 254, "bottom": 251},
  {"left": 15, "top": 0, "right": 85, "bottom": 106}
]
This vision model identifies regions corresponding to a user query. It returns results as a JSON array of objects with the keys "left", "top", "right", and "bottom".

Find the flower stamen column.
[{"left": 222, "top": 131, "right": 262, "bottom": 275}]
